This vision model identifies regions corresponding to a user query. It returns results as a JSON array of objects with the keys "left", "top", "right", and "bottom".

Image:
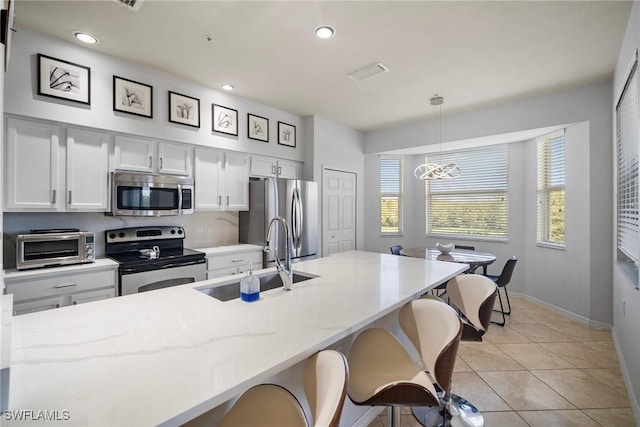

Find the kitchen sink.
[{"left": 196, "top": 271, "right": 318, "bottom": 301}]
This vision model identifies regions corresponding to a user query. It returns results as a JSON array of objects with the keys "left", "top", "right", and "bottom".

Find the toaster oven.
[{"left": 16, "top": 229, "right": 95, "bottom": 270}]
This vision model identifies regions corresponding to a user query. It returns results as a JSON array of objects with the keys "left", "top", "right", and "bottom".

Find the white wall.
[
  {"left": 305, "top": 115, "right": 365, "bottom": 252},
  {"left": 612, "top": 1, "right": 640, "bottom": 420},
  {"left": 364, "top": 82, "right": 613, "bottom": 328},
  {"left": 5, "top": 26, "right": 305, "bottom": 161}
]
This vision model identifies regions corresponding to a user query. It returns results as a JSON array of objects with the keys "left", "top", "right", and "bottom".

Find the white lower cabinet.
[
  {"left": 204, "top": 246, "right": 263, "bottom": 280},
  {"left": 4, "top": 262, "right": 118, "bottom": 316}
]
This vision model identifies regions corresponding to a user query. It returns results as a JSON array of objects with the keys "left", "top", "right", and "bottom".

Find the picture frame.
[
  {"left": 247, "top": 113, "right": 269, "bottom": 142},
  {"left": 37, "top": 53, "right": 90, "bottom": 105},
  {"left": 212, "top": 104, "right": 238, "bottom": 136},
  {"left": 113, "top": 75, "right": 153, "bottom": 118},
  {"left": 169, "top": 91, "right": 200, "bottom": 128},
  {"left": 278, "top": 121, "right": 296, "bottom": 147}
]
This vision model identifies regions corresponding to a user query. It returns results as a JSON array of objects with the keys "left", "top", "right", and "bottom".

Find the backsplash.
[{"left": 3, "top": 211, "right": 239, "bottom": 269}]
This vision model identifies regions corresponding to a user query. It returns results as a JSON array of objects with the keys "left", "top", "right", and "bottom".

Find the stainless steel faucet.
[{"left": 265, "top": 216, "right": 293, "bottom": 291}]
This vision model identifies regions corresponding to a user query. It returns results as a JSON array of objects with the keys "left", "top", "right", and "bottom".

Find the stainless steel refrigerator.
[{"left": 239, "top": 178, "right": 319, "bottom": 267}]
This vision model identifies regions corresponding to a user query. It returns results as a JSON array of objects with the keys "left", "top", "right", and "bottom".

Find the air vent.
[
  {"left": 114, "top": 0, "right": 143, "bottom": 11},
  {"left": 348, "top": 62, "right": 389, "bottom": 82}
]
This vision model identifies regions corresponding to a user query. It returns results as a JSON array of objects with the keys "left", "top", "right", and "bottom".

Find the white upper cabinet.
[
  {"left": 114, "top": 135, "right": 192, "bottom": 176},
  {"left": 250, "top": 156, "right": 300, "bottom": 180},
  {"left": 5, "top": 118, "right": 60, "bottom": 210},
  {"left": 66, "top": 128, "right": 110, "bottom": 211},
  {"left": 194, "top": 148, "right": 249, "bottom": 211}
]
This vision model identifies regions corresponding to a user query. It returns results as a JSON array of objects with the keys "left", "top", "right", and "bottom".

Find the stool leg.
[
  {"left": 411, "top": 391, "right": 484, "bottom": 427},
  {"left": 389, "top": 406, "right": 401, "bottom": 427}
]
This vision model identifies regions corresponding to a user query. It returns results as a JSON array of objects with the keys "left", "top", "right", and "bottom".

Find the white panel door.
[
  {"left": 66, "top": 128, "right": 110, "bottom": 210},
  {"left": 158, "top": 141, "right": 192, "bottom": 176},
  {"left": 194, "top": 147, "right": 223, "bottom": 210},
  {"left": 5, "top": 118, "right": 60, "bottom": 210},
  {"left": 113, "top": 135, "right": 155, "bottom": 172},
  {"left": 322, "top": 168, "right": 357, "bottom": 256},
  {"left": 224, "top": 152, "right": 250, "bottom": 210}
]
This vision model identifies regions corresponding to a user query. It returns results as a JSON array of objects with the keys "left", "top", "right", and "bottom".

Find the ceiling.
[{"left": 13, "top": 0, "right": 633, "bottom": 132}]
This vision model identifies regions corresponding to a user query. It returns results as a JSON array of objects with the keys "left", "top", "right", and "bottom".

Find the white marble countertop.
[{"left": 6, "top": 251, "right": 466, "bottom": 426}]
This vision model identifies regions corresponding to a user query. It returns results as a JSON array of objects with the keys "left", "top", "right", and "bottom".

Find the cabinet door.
[
  {"left": 224, "top": 152, "right": 249, "bottom": 210},
  {"left": 66, "top": 128, "right": 110, "bottom": 211},
  {"left": 13, "top": 296, "right": 63, "bottom": 316},
  {"left": 5, "top": 118, "right": 60, "bottom": 210},
  {"left": 250, "top": 156, "right": 277, "bottom": 178},
  {"left": 158, "top": 141, "right": 192, "bottom": 176},
  {"left": 114, "top": 135, "right": 155, "bottom": 172},
  {"left": 194, "top": 147, "right": 223, "bottom": 210},
  {"left": 70, "top": 288, "right": 116, "bottom": 305},
  {"left": 277, "top": 160, "right": 300, "bottom": 179}
]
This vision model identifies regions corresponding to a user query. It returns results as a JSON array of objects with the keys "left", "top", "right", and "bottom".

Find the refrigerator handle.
[{"left": 292, "top": 187, "right": 303, "bottom": 250}]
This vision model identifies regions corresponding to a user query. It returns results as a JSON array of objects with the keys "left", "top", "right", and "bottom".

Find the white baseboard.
[
  {"left": 611, "top": 327, "right": 640, "bottom": 426},
  {"left": 509, "top": 292, "right": 612, "bottom": 330}
]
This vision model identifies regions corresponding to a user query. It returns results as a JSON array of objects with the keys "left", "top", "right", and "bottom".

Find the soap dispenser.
[{"left": 240, "top": 263, "right": 260, "bottom": 302}]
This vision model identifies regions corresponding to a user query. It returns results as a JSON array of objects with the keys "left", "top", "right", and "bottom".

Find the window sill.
[
  {"left": 380, "top": 233, "right": 403, "bottom": 238},
  {"left": 425, "top": 234, "right": 508, "bottom": 244},
  {"left": 536, "top": 242, "right": 565, "bottom": 251},
  {"left": 617, "top": 259, "right": 640, "bottom": 290}
]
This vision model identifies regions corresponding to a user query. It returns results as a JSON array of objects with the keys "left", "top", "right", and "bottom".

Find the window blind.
[
  {"left": 425, "top": 145, "right": 508, "bottom": 238},
  {"left": 537, "top": 130, "right": 566, "bottom": 245},
  {"left": 616, "top": 60, "right": 639, "bottom": 264},
  {"left": 380, "top": 157, "right": 403, "bottom": 233}
]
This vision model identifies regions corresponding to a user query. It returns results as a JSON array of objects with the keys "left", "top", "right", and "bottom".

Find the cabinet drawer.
[
  {"left": 206, "top": 266, "right": 243, "bottom": 280},
  {"left": 5, "top": 270, "right": 116, "bottom": 302},
  {"left": 207, "top": 251, "right": 263, "bottom": 270}
]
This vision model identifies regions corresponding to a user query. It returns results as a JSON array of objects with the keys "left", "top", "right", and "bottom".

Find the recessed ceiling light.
[
  {"left": 203, "top": 35, "right": 214, "bottom": 43},
  {"left": 315, "top": 26, "right": 335, "bottom": 39},
  {"left": 221, "top": 83, "right": 235, "bottom": 91},
  {"left": 73, "top": 31, "right": 99, "bottom": 44}
]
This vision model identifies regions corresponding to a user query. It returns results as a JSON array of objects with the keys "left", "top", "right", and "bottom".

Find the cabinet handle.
[
  {"left": 226, "top": 195, "right": 229, "bottom": 205},
  {"left": 68, "top": 190, "right": 72, "bottom": 204},
  {"left": 54, "top": 283, "right": 77, "bottom": 289},
  {"left": 52, "top": 189, "right": 56, "bottom": 204},
  {"left": 272, "top": 165, "right": 277, "bottom": 175},
  {"left": 159, "top": 157, "right": 163, "bottom": 169},
  {"left": 218, "top": 196, "right": 222, "bottom": 205},
  {"left": 55, "top": 304, "right": 60, "bottom": 309},
  {"left": 149, "top": 156, "right": 153, "bottom": 168},
  {"left": 278, "top": 166, "right": 282, "bottom": 175},
  {"left": 73, "top": 301, "right": 78, "bottom": 305}
]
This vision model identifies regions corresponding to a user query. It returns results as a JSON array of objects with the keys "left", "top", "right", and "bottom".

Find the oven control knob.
[
  {"left": 171, "top": 229, "right": 176, "bottom": 234},
  {"left": 109, "top": 233, "right": 116, "bottom": 239},
  {"left": 178, "top": 229, "right": 183, "bottom": 235},
  {"left": 119, "top": 232, "right": 125, "bottom": 238}
]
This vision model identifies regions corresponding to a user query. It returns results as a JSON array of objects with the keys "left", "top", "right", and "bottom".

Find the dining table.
[{"left": 400, "top": 247, "right": 497, "bottom": 273}]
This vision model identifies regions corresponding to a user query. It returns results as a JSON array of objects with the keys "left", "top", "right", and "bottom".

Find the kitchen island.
[{"left": 5, "top": 251, "right": 467, "bottom": 426}]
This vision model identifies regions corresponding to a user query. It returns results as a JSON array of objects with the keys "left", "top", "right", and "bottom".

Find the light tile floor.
[{"left": 366, "top": 296, "right": 637, "bottom": 427}]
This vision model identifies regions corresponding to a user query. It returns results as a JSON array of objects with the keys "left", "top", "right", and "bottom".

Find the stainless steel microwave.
[
  {"left": 110, "top": 172, "right": 194, "bottom": 216},
  {"left": 17, "top": 230, "right": 95, "bottom": 270}
]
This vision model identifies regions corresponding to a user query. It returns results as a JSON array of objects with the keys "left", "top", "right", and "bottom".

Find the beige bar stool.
[
  {"left": 415, "top": 274, "right": 498, "bottom": 426},
  {"left": 218, "top": 349, "right": 348, "bottom": 427},
  {"left": 347, "top": 298, "right": 462, "bottom": 427}
]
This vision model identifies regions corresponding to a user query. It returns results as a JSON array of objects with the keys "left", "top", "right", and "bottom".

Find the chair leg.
[
  {"left": 503, "top": 287, "right": 512, "bottom": 315},
  {"left": 491, "top": 289, "right": 506, "bottom": 326}
]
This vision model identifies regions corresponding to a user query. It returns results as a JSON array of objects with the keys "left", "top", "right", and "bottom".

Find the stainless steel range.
[{"left": 105, "top": 226, "right": 206, "bottom": 296}]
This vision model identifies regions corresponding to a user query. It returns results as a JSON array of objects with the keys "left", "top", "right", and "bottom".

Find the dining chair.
[
  {"left": 484, "top": 255, "right": 518, "bottom": 326},
  {"left": 389, "top": 245, "right": 403, "bottom": 255}
]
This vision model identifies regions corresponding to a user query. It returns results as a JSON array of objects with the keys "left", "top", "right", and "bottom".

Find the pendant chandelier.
[{"left": 413, "top": 95, "right": 462, "bottom": 180}]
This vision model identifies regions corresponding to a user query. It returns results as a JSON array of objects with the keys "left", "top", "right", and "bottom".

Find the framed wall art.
[
  {"left": 278, "top": 121, "right": 296, "bottom": 147},
  {"left": 212, "top": 104, "right": 238, "bottom": 136},
  {"left": 37, "top": 53, "right": 91, "bottom": 105},
  {"left": 169, "top": 91, "right": 200, "bottom": 128},
  {"left": 113, "top": 75, "right": 153, "bottom": 118},
  {"left": 247, "top": 113, "right": 269, "bottom": 142}
]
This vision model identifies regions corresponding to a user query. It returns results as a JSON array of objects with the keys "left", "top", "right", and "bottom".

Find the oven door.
[
  {"left": 120, "top": 262, "right": 206, "bottom": 296},
  {"left": 17, "top": 234, "right": 83, "bottom": 270}
]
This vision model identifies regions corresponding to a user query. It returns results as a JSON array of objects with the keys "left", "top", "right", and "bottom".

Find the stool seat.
[{"left": 218, "top": 384, "right": 307, "bottom": 427}]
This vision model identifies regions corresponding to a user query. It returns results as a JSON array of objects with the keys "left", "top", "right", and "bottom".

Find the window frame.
[
  {"left": 425, "top": 145, "right": 509, "bottom": 241},
  {"left": 379, "top": 156, "right": 403, "bottom": 235},
  {"left": 536, "top": 130, "right": 566, "bottom": 249}
]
